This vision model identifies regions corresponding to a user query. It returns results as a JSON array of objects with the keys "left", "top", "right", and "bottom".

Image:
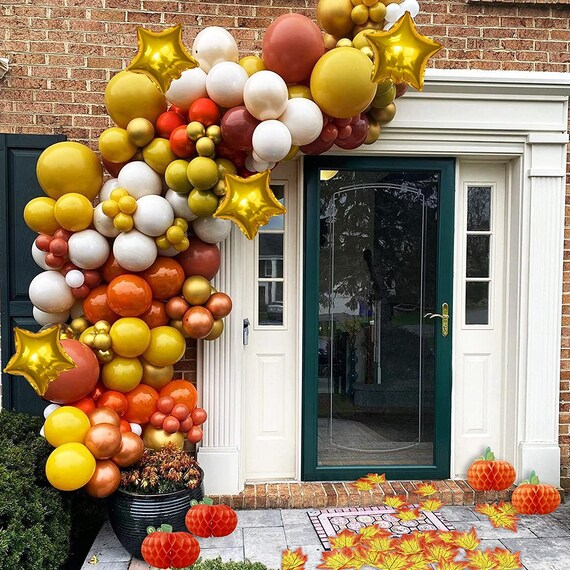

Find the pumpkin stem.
[
  {"left": 201, "top": 497, "right": 214, "bottom": 506},
  {"left": 484, "top": 447, "right": 495, "bottom": 461},
  {"left": 160, "top": 524, "right": 173, "bottom": 533},
  {"left": 147, "top": 526, "right": 157, "bottom": 535},
  {"left": 529, "top": 471, "right": 540, "bottom": 485}
]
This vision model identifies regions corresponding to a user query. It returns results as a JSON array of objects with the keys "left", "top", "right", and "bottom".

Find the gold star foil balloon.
[
  {"left": 366, "top": 12, "right": 442, "bottom": 91},
  {"left": 3, "top": 326, "right": 77, "bottom": 396},
  {"left": 127, "top": 25, "right": 198, "bottom": 93},
  {"left": 214, "top": 171, "right": 287, "bottom": 240}
]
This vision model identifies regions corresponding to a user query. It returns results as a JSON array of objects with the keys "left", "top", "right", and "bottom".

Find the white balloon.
[
  {"left": 246, "top": 154, "right": 272, "bottom": 173},
  {"left": 43, "top": 403, "right": 60, "bottom": 419},
  {"left": 29, "top": 271, "right": 75, "bottom": 313},
  {"left": 129, "top": 423, "right": 143, "bottom": 436},
  {"left": 93, "top": 203, "right": 120, "bottom": 238},
  {"left": 252, "top": 151, "right": 276, "bottom": 170},
  {"left": 157, "top": 245, "right": 180, "bottom": 257},
  {"left": 113, "top": 230, "right": 157, "bottom": 271},
  {"left": 117, "top": 161, "right": 162, "bottom": 199},
  {"left": 99, "top": 178, "right": 120, "bottom": 202},
  {"left": 252, "top": 120, "right": 292, "bottom": 163},
  {"left": 192, "top": 216, "right": 232, "bottom": 244},
  {"left": 279, "top": 98, "right": 324, "bottom": 146},
  {"left": 243, "top": 70, "right": 289, "bottom": 121},
  {"left": 31, "top": 242, "right": 53, "bottom": 271},
  {"left": 192, "top": 26, "right": 238, "bottom": 73},
  {"left": 65, "top": 269, "right": 85, "bottom": 288},
  {"left": 40, "top": 426, "right": 45, "bottom": 437},
  {"left": 71, "top": 301, "right": 85, "bottom": 319},
  {"left": 67, "top": 229, "right": 110, "bottom": 270},
  {"left": 206, "top": 62, "right": 248, "bottom": 108},
  {"left": 385, "top": 3, "right": 403, "bottom": 23},
  {"left": 33, "top": 306, "right": 70, "bottom": 326},
  {"left": 133, "top": 195, "right": 174, "bottom": 237},
  {"left": 401, "top": 0, "right": 420, "bottom": 17},
  {"left": 166, "top": 67, "right": 208, "bottom": 110},
  {"left": 165, "top": 188, "right": 198, "bottom": 221}
]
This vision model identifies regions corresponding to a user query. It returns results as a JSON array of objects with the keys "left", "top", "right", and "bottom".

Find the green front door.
[{"left": 302, "top": 156, "right": 455, "bottom": 481}]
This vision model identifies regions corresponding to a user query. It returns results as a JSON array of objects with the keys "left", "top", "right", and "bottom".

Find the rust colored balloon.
[
  {"left": 186, "top": 425, "right": 203, "bottom": 444},
  {"left": 176, "top": 236, "right": 221, "bottom": 280},
  {"left": 85, "top": 423, "right": 123, "bottom": 459},
  {"left": 159, "top": 379, "right": 198, "bottom": 411},
  {"left": 190, "top": 407, "right": 207, "bottom": 426},
  {"left": 43, "top": 339, "right": 100, "bottom": 404},
  {"left": 102, "top": 253, "right": 129, "bottom": 283},
  {"left": 71, "top": 397, "right": 96, "bottom": 414},
  {"left": 85, "top": 460, "right": 121, "bottom": 498},
  {"left": 112, "top": 432, "right": 144, "bottom": 467},
  {"left": 141, "top": 300, "right": 169, "bottom": 329},
  {"left": 204, "top": 292, "right": 233, "bottom": 319},
  {"left": 88, "top": 406, "right": 121, "bottom": 428},
  {"left": 166, "top": 296, "right": 190, "bottom": 320},
  {"left": 97, "top": 390, "right": 128, "bottom": 417},
  {"left": 119, "top": 419, "right": 132, "bottom": 433},
  {"left": 124, "top": 384, "right": 159, "bottom": 424},
  {"left": 141, "top": 258, "right": 185, "bottom": 300},
  {"left": 107, "top": 275, "right": 153, "bottom": 317},
  {"left": 84, "top": 285, "right": 120, "bottom": 325},
  {"left": 182, "top": 306, "right": 214, "bottom": 339}
]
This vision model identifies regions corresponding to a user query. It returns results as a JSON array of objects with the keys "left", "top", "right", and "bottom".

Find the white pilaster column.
[
  {"left": 517, "top": 134, "right": 568, "bottom": 487},
  {"left": 197, "top": 230, "right": 245, "bottom": 495}
]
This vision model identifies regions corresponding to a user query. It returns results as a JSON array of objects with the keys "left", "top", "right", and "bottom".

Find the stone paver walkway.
[{"left": 83, "top": 504, "right": 570, "bottom": 570}]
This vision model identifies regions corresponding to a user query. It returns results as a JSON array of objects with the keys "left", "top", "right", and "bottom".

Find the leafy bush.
[{"left": 189, "top": 558, "right": 270, "bottom": 570}]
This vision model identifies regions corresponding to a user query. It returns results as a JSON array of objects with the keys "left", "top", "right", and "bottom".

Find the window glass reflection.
[{"left": 259, "top": 281, "right": 284, "bottom": 325}]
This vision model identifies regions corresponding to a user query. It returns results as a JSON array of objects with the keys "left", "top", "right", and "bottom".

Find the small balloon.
[{"left": 85, "top": 459, "right": 121, "bottom": 498}]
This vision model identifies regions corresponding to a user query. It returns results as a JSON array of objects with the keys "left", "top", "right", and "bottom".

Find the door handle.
[
  {"left": 424, "top": 302, "right": 449, "bottom": 337},
  {"left": 243, "top": 318, "right": 250, "bottom": 346}
]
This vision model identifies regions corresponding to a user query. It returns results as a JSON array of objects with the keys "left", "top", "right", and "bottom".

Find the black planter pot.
[{"left": 108, "top": 482, "right": 204, "bottom": 560}]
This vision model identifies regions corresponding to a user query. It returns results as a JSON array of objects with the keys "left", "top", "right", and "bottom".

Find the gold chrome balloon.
[
  {"left": 182, "top": 275, "right": 212, "bottom": 306},
  {"left": 141, "top": 360, "right": 173, "bottom": 390},
  {"left": 317, "top": 0, "right": 354, "bottom": 38},
  {"left": 323, "top": 33, "right": 340, "bottom": 50},
  {"left": 364, "top": 118, "right": 381, "bottom": 144},
  {"left": 366, "top": 12, "right": 442, "bottom": 91},
  {"left": 370, "top": 102, "right": 397, "bottom": 124},
  {"left": 203, "top": 319, "right": 224, "bottom": 341},
  {"left": 214, "top": 171, "right": 287, "bottom": 241},
  {"left": 127, "top": 117, "right": 155, "bottom": 147},
  {"left": 142, "top": 425, "right": 184, "bottom": 451},
  {"left": 126, "top": 25, "right": 198, "bottom": 93},
  {"left": 70, "top": 317, "right": 90, "bottom": 335}
]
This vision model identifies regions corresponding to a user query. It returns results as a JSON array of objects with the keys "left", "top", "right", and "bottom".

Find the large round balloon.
[
  {"left": 176, "top": 236, "right": 221, "bottom": 280},
  {"left": 99, "top": 127, "right": 138, "bottom": 164},
  {"left": 67, "top": 229, "right": 111, "bottom": 270},
  {"left": 29, "top": 271, "right": 75, "bottom": 313},
  {"left": 252, "top": 120, "right": 292, "bottom": 163},
  {"left": 84, "top": 423, "right": 123, "bottom": 459},
  {"left": 206, "top": 62, "right": 249, "bottom": 108},
  {"left": 43, "top": 340, "right": 100, "bottom": 404},
  {"left": 123, "top": 384, "right": 159, "bottom": 424},
  {"left": 117, "top": 161, "right": 162, "bottom": 200},
  {"left": 85, "top": 459, "right": 121, "bottom": 498},
  {"left": 83, "top": 285, "right": 120, "bottom": 324},
  {"left": 111, "top": 431, "right": 144, "bottom": 467},
  {"left": 132, "top": 195, "right": 174, "bottom": 237},
  {"left": 142, "top": 326, "right": 186, "bottom": 367},
  {"left": 263, "top": 13, "right": 325, "bottom": 84},
  {"left": 166, "top": 67, "right": 208, "bottom": 111},
  {"left": 182, "top": 306, "right": 214, "bottom": 339},
  {"left": 36, "top": 142, "right": 103, "bottom": 201},
  {"left": 310, "top": 47, "right": 376, "bottom": 119},
  {"left": 243, "top": 70, "right": 289, "bottom": 121},
  {"left": 24, "top": 197, "right": 59, "bottom": 234},
  {"left": 46, "top": 442, "right": 96, "bottom": 491},
  {"left": 141, "top": 258, "right": 185, "bottom": 300},
  {"left": 279, "top": 98, "right": 324, "bottom": 146},
  {"left": 192, "top": 26, "right": 239, "bottom": 73},
  {"left": 105, "top": 70, "right": 167, "bottom": 128},
  {"left": 102, "top": 356, "right": 143, "bottom": 392},
  {"left": 192, "top": 216, "right": 232, "bottom": 244},
  {"left": 110, "top": 317, "right": 151, "bottom": 357},
  {"left": 44, "top": 406, "right": 91, "bottom": 447},
  {"left": 317, "top": 0, "right": 354, "bottom": 38},
  {"left": 159, "top": 380, "right": 198, "bottom": 411},
  {"left": 113, "top": 230, "right": 158, "bottom": 272},
  {"left": 220, "top": 106, "right": 259, "bottom": 152},
  {"left": 107, "top": 275, "right": 153, "bottom": 317}
]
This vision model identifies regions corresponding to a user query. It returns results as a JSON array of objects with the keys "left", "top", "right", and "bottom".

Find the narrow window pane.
[
  {"left": 258, "top": 234, "right": 283, "bottom": 278},
  {"left": 261, "top": 185, "right": 285, "bottom": 231},
  {"left": 466, "top": 235, "right": 490, "bottom": 278},
  {"left": 259, "top": 281, "right": 284, "bottom": 325},
  {"left": 465, "top": 281, "right": 489, "bottom": 325},
  {"left": 467, "top": 186, "right": 491, "bottom": 231}
]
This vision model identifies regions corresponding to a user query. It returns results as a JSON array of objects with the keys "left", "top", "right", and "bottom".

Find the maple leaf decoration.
[
  {"left": 406, "top": 552, "right": 431, "bottom": 570},
  {"left": 416, "top": 482, "right": 438, "bottom": 497},
  {"left": 492, "top": 548, "right": 523, "bottom": 570},
  {"left": 453, "top": 528, "right": 480, "bottom": 550},
  {"left": 363, "top": 473, "right": 387, "bottom": 484},
  {"left": 476, "top": 503, "right": 519, "bottom": 531},
  {"left": 384, "top": 495, "right": 408, "bottom": 509},
  {"left": 282, "top": 548, "right": 308, "bottom": 570},
  {"left": 375, "top": 551, "right": 412, "bottom": 570},
  {"left": 420, "top": 499, "right": 444, "bottom": 512},
  {"left": 396, "top": 507, "right": 421, "bottom": 521},
  {"left": 317, "top": 547, "right": 354, "bottom": 570},
  {"left": 423, "top": 541, "right": 456, "bottom": 564},
  {"left": 366, "top": 535, "right": 395, "bottom": 552},
  {"left": 329, "top": 529, "right": 361, "bottom": 549},
  {"left": 396, "top": 534, "right": 424, "bottom": 556},
  {"left": 351, "top": 479, "right": 375, "bottom": 491},
  {"left": 438, "top": 562, "right": 469, "bottom": 570},
  {"left": 466, "top": 549, "right": 498, "bottom": 570},
  {"left": 359, "top": 525, "right": 391, "bottom": 542}
]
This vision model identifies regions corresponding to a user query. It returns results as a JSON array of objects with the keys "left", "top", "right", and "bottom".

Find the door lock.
[
  {"left": 424, "top": 302, "right": 449, "bottom": 337},
  {"left": 243, "top": 318, "right": 250, "bottom": 346}
]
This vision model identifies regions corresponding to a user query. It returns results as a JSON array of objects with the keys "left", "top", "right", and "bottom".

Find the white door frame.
[{"left": 199, "top": 69, "right": 570, "bottom": 495}]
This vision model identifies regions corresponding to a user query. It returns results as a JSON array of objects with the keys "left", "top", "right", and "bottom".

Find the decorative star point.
[
  {"left": 214, "top": 171, "right": 287, "bottom": 240},
  {"left": 127, "top": 24, "right": 198, "bottom": 93},
  {"left": 366, "top": 12, "right": 442, "bottom": 91}
]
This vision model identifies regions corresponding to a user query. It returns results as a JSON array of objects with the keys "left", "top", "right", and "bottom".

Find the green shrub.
[{"left": 189, "top": 559, "right": 271, "bottom": 570}]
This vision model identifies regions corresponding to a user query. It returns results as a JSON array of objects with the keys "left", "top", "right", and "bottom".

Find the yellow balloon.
[
  {"left": 105, "top": 70, "right": 167, "bottom": 129},
  {"left": 45, "top": 442, "right": 96, "bottom": 491},
  {"left": 141, "top": 360, "right": 174, "bottom": 390},
  {"left": 24, "top": 197, "right": 59, "bottom": 234},
  {"left": 36, "top": 141, "right": 103, "bottom": 201},
  {"left": 54, "top": 193, "right": 94, "bottom": 232},
  {"left": 109, "top": 318, "right": 151, "bottom": 358},
  {"left": 287, "top": 85, "right": 313, "bottom": 100},
  {"left": 165, "top": 159, "right": 192, "bottom": 194},
  {"left": 239, "top": 55, "right": 266, "bottom": 77},
  {"left": 142, "top": 326, "right": 186, "bottom": 367},
  {"left": 99, "top": 127, "right": 138, "bottom": 164},
  {"left": 188, "top": 189, "right": 219, "bottom": 217},
  {"left": 310, "top": 47, "right": 376, "bottom": 119},
  {"left": 317, "top": 0, "right": 354, "bottom": 38},
  {"left": 102, "top": 356, "right": 143, "bottom": 392},
  {"left": 142, "top": 425, "right": 184, "bottom": 451},
  {"left": 142, "top": 138, "right": 176, "bottom": 174},
  {"left": 127, "top": 117, "right": 155, "bottom": 148},
  {"left": 283, "top": 145, "right": 300, "bottom": 161},
  {"left": 44, "top": 406, "right": 91, "bottom": 447},
  {"left": 187, "top": 157, "right": 219, "bottom": 191}
]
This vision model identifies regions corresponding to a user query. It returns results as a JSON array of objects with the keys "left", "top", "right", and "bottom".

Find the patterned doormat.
[{"left": 307, "top": 506, "right": 455, "bottom": 550}]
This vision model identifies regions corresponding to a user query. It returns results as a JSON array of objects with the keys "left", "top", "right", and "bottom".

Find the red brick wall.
[{"left": 1, "top": 0, "right": 569, "bottom": 486}]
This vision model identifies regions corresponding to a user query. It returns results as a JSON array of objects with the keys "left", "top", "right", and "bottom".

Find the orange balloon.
[
  {"left": 204, "top": 292, "right": 233, "bottom": 319},
  {"left": 107, "top": 275, "right": 153, "bottom": 317},
  {"left": 124, "top": 384, "right": 159, "bottom": 424},
  {"left": 84, "top": 423, "right": 123, "bottom": 459},
  {"left": 166, "top": 296, "right": 190, "bottom": 320},
  {"left": 85, "top": 459, "right": 121, "bottom": 498},
  {"left": 141, "top": 258, "right": 185, "bottom": 300},
  {"left": 71, "top": 397, "right": 96, "bottom": 414},
  {"left": 119, "top": 419, "right": 132, "bottom": 433},
  {"left": 84, "top": 285, "right": 120, "bottom": 325},
  {"left": 182, "top": 306, "right": 214, "bottom": 339},
  {"left": 140, "top": 300, "right": 169, "bottom": 329},
  {"left": 89, "top": 381, "right": 105, "bottom": 402},
  {"left": 102, "top": 253, "right": 129, "bottom": 284},
  {"left": 159, "top": 380, "right": 197, "bottom": 411},
  {"left": 88, "top": 406, "right": 121, "bottom": 428},
  {"left": 112, "top": 432, "right": 144, "bottom": 467},
  {"left": 97, "top": 390, "right": 128, "bottom": 417}
]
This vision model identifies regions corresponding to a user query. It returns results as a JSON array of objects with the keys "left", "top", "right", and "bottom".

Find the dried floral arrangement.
[{"left": 120, "top": 443, "right": 202, "bottom": 494}]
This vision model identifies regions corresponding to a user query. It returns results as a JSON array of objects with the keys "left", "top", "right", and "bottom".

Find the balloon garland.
[{"left": 4, "top": 1, "right": 440, "bottom": 497}]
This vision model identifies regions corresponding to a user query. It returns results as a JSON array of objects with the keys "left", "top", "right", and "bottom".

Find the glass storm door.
[{"left": 302, "top": 157, "right": 455, "bottom": 481}]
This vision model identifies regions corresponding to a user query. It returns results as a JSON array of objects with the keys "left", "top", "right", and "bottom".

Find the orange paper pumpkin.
[
  {"left": 511, "top": 471, "right": 561, "bottom": 515},
  {"left": 467, "top": 447, "right": 516, "bottom": 491}
]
